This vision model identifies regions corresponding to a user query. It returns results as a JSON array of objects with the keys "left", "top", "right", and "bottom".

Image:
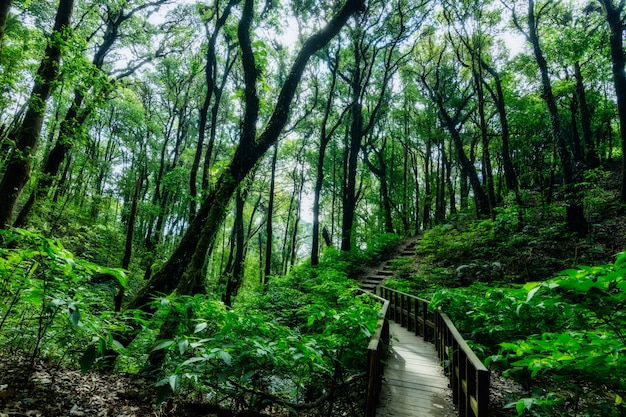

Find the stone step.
[
  {"left": 361, "top": 278, "right": 384, "bottom": 285},
  {"left": 375, "top": 270, "right": 394, "bottom": 277}
]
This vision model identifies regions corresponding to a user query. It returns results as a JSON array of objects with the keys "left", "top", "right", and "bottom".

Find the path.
[
  {"left": 360, "top": 238, "right": 455, "bottom": 417},
  {"left": 376, "top": 322, "right": 453, "bottom": 416}
]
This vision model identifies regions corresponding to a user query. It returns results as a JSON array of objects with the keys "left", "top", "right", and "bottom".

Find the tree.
[
  {"left": 311, "top": 49, "right": 346, "bottom": 266},
  {"left": 340, "top": 0, "right": 423, "bottom": 251},
  {"left": 0, "top": 0, "right": 11, "bottom": 54},
  {"left": 0, "top": 0, "right": 74, "bottom": 228},
  {"left": 414, "top": 37, "right": 492, "bottom": 217},
  {"left": 510, "top": 0, "right": 588, "bottom": 235},
  {"left": 596, "top": 0, "right": 626, "bottom": 204}
]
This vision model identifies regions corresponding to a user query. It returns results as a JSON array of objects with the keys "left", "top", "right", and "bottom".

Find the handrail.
[
  {"left": 364, "top": 292, "right": 390, "bottom": 417},
  {"left": 378, "top": 286, "right": 490, "bottom": 417},
  {"left": 379, "top": 286, "right": 434, "bottom": 340}
]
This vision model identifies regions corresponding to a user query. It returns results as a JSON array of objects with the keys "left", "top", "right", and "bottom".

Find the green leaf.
[
  {"left": 68, "top": 304, "right": 80, "bottom": 326},
  {"left": 180, "top": 356, "right": 206, "bottom": 367},
  {"left": 151, "top": 340, "right": 174, "bottom": 352},
  {"left": 178, "top": 339, "right": 189, "bottom": 355},
  {"left": 194, "top": 322, "right": 207, "bottom": 333},
  {"left": 79, "top": 344, "right": 97, "bottom": 374},
  {"left": 111, "top": 339, "right": 124, "bottom": 351},
  {"left": 218, "top": 350, "right": 232, "bottom": 366},
  {"left": 523, "top": 282, "right": 540, "bottom": 292},
  {"left": 526, "top": 286, "right": 540, "bottom": 303},
  {"left": 168, "top": 375, "right": 178, "bottom": 391}
]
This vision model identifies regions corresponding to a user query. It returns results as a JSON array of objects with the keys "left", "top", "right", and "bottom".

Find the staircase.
[{"left": 359, "top": 238, "right": 417, "bottom": 293}]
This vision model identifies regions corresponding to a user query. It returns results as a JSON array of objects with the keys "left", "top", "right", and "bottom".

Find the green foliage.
[
  {"left": 130, "top": 244, "right": 384, "bottom": 412},
  {"left": 418, "top": 219, "right": 496, "bottom": 266},
  {"left": 0, "top": 228, "right": 128, "bottom": 367},
  {"left": 431, "top": 254, "right": 626, "bottom": 415}
]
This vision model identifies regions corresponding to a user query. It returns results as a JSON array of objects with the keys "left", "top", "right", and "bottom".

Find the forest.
[{"left": 0, "top": 0, "right": 625, "bottom": 416}]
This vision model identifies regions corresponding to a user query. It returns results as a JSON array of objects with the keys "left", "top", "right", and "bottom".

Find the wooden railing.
[
  {"left": 379, "top": 286, "right": 434, "bottom": 341},
  {"left": 364, "top": 293, "right": 390, "bottom": 417},
  {"left": 378, "top": 286, "right": 490, "bottom": 417}
]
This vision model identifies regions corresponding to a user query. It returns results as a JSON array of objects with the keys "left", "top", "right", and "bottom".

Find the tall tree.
[
  {"left": 311, "top": 49, "right": 345, "bottom": 266},
  {"left": 190, "top": 0, "right": 239, "bottom": 220},
  {"left": 414, "top": 39, "right": 492, "bottom": 216},
  {"left": 0, "top": 0, "right": 10, "bottom": 55},
  {"left": 510, "top": 0, "right": 588, "bottom": 234},
  {"left": 340, "top": 0, "right": 422, "bottom": 251},
  {"left": 596, "top": 0, "right": 626, "bottom": 204},
  {"left": 0, "top": 0, "right": 74, "bottom": 228}
]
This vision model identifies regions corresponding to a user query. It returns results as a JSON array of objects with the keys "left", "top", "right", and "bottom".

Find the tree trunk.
[
  {"left": 312, "top": 53, "right": 342, "bottom": 266},
  {"left": 224, "top": 188, "right": 245, "bottom": 307},
  {"left": 362, "top": 141, "right": 394, "bottom": 233},
  {"left": 422, "top": 136, "right": 432, "bottom": 228},
  {"left": 525, "top": 0, "right": 587, "bottom": 234},
  {"left": 480, "top": 61, "right": 519, "bottom": 196},
  {"left": 341, "top": 36, "right": 363, "bottom": 252},
  {"left": 0, "top": 0, "right": 12, "bottom": 58},
  {"left": 115, "top": 177, "right": 141, "bottom": 311},
  {"left": 190, "top": 1, "right": 238, "bottom": 220},
  {"left": 474, "top": 63, "right": 496, "bottom": 211},
  {"left": 574, "top": 61, "right": 598, "bottom": 168},
  {"left": 598, "top": 0, "right": 626, "bottom": 203},
  {"left": 0, "top": 0, "right": 74, "bottom": 228},
  {"left": 289, "top": 168, "right": 304, "bottom": 269},
  {"left": 570, "top": 90, "right": 583, "bottom": 163},
  {"left": 264, "top": 144, "right": 277, "bottom": 280},
  {"left": 437, "top": 101, "right": 491, "bottom": 216},
  {"left": 444, "top": 139, "right": 456, "bottom": 215}
]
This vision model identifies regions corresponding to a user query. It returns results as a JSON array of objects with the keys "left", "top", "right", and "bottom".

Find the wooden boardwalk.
[{"left": 376, "top": 322, "right": 453, "bottom": 417}]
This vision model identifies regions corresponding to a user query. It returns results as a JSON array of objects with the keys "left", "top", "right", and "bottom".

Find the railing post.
[
  {"left": 421, "top": 300, "right": 428, "bottom": 341},
  {"left": 399, "top": 293, "right": 404, "bottom": 328},
  {"left": 405, "top": 294, "right": 409, "bottom": 328},
  {"left": 413, "top": 298, "right": 419, "bottom": 336},
  {"left": 476, "top": 368, "right": 489, "bottom": 416}
]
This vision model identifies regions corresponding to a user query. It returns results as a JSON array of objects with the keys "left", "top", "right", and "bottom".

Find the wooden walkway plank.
[{"left": 376, "top": 322, "right": 454, "bottom": 417}]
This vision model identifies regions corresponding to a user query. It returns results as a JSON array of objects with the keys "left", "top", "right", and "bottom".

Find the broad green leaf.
[
  {"left": 68, "top": 304, "right": 80, "bottom": 326},
  {"left": 180, "top": 356, "right": 206, "bottom": 367},
  {"left": 178, "top": 339, "right": 189, "bottom": 355},
  {"left": 168, "top": 375, "right": 178, "bottom": 391},
  {"left": 218, "top": 350, "right": 232, "bottom": 366},
  {"left": 523, "top": 282, "right": 540, "bottom": 291},
  {"left": 194, "top": 322, "right": 207, "bottom": 333},
  {"left": 526, "top": 286, "right": 540, "bottom": 303},
  {"left": 151, "top": 340, "right": 174, "bottom": 352}
]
